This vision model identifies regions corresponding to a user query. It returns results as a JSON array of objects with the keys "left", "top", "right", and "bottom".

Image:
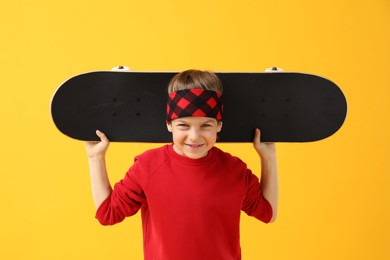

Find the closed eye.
[{"left": 177, "top": 124, "right": 189, "bottom": 128}]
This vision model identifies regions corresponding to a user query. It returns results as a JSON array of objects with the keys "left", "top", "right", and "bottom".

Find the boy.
[{"left": 85, "top": 69, "right": 278, "bottom": 260}]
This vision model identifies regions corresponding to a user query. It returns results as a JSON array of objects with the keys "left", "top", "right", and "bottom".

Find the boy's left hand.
[{"left": 253, "top": 128, "right": 276, "bottom": 161}]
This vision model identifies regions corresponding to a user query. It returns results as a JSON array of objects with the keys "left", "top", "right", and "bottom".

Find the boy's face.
[{"left": 166, "top": 117, "right": 223, "bottom": 159}]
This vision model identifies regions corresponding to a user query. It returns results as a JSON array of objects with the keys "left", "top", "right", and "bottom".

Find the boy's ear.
[
  {"left": 166, "top": 122, "right": 173, "bottom": 132},
  {"left": 217, "top": 121, "right": 223, "bottom": 132}
]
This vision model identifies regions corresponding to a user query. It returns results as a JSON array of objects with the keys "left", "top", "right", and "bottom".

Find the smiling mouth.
[{"left": 186, "top": 144, "right": 204, "bottom": 148}]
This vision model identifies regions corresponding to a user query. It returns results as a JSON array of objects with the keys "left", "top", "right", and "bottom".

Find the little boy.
[{"left": 85, "top": 69, "right": 278, "bottom": 260}]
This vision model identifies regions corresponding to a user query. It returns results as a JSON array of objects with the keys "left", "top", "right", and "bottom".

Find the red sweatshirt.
[{"left": 96, "top": 144, "right": 272, "bottom": 260}]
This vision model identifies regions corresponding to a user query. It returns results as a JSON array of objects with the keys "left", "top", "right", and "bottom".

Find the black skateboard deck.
[{"left": 51, "top": 70, "right": 347, "bottom": 142}]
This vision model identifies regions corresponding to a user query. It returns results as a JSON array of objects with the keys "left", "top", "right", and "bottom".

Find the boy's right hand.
[{"left": 85, "top": 130, "right": 110, "bottom": 159}]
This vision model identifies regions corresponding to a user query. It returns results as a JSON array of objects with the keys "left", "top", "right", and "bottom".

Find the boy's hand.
[
  {"left": 253, "top": 128, "right": 276, "bottom": 161},
  {"left": 85, "top": 130, "right": 110, "bottom": 160}
]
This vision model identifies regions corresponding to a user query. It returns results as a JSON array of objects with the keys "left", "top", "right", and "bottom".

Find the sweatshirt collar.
[{"left": 166, "top": 144, "right": 215, "bottom": 165}]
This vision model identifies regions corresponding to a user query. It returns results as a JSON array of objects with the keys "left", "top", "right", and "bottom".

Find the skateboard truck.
[
  {"left": 112, "top": 66, "right": 131, "bottom": 71},
  {"left": 265, "top": 67, "right": 284, "bottom": 72}
]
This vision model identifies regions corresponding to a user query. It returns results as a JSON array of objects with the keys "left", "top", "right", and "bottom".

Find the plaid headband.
[{"left": 166, "top": 89, "right": 224, "bottom": 121}]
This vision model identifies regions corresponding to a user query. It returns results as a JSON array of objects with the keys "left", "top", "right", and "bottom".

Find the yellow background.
[{"left": 1, "top": 0, "right": 389, "bottom": 259}]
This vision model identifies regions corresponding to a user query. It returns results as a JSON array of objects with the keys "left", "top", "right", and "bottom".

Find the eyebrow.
[
  {"left": 201, "top": 120, "right": 215, "bottom": 124},
  {"left": 175, "top": 119, "right": 216, "bottom": 124}
]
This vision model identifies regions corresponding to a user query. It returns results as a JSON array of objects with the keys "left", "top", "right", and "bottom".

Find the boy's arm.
[
  {"left": 253, "top": 128, "right": 279, "bottom": 222},
  {"left": 85, "top": 130, "right": 112, "bottom": 210}
]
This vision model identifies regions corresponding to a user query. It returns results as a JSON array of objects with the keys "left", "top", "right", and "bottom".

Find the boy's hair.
[{"left": 167, "top": 69, "right": 223, "bottom": 94}]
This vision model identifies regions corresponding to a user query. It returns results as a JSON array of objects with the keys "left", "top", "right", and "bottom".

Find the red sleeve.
[
  {"left": 95, "top": 159, "right": 147, "bottom": 225},
  {"left": 241, "top": 170, "right": 273, "bottom": 223}
]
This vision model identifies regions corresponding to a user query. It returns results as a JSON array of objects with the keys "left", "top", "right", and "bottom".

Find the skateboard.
[{"left": 51, "top": 67, "right": 347, "bottom": 142}]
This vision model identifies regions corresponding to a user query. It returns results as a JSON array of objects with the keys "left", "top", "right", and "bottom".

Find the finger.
[
  {"left": 253, "top": 128, "right": 261, "bottom": 144},
  {"left": 96, "top": 130, "right": 109, "bottom": 143}
]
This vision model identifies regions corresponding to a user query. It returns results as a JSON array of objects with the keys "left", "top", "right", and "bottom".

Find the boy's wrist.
[
  {"left": 88, "top": 155, "right": 106, "bottom": 162},
  {"left": 261, "top": 155, "right": 277, "bottom": 165}
]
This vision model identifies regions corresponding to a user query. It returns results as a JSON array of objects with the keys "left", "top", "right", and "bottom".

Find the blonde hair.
[{"left": 167, "top": 69, "right": 223, "bottom": 94}]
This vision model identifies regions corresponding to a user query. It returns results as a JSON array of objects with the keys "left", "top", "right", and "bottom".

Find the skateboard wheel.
[
  {"left": 112, "top": 66, "right": 131, "bottom": 71},
  {"left": 265, "top": 67, "right": 284, "bottom": 72}
]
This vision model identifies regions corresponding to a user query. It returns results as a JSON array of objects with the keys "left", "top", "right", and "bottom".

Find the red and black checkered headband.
[{"left": 166, "top": 89, "right": 224, "bottom": 121}]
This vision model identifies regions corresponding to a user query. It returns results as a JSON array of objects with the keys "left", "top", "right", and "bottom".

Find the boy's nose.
[{"left": 188, "top": 128, "right": 201, "bottom": 141}]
